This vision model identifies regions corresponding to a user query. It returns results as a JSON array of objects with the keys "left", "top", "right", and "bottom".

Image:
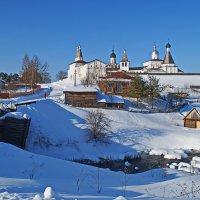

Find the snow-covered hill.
[
  {"left": 17, "top": 96, "right": 200, "bottom": 161},
  {"left": 1, "top": 142, "right": 200, "bottom": 199},
  {"left": 1, "top": 78, "right": 200, "bottom": 199}
]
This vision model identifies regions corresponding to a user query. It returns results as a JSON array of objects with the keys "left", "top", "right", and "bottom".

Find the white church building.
[
  {"left": 130, "top": 42, "right": 182, "bottom": 73},
  {"left": 68, "top": 42, "right": 183, "bottom": 82},
  {"left": 68, "top": 46, "right": 107, "bottom": 81}
]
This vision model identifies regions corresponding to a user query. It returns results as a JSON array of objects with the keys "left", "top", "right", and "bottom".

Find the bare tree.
[
  {"left": 81, "top": 70, "right": 97, "bottom": 86},
  {"left": 20, "top": 54, "right": 51, "bottom": 88},
  {"left": 56, "top": 70, "right": 67, "bottom": 81},
  {"left": 85, "top": 110, "right": 111, "bottom": 142}
]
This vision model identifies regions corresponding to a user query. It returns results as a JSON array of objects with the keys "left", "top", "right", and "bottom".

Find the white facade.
[
  {"left": 130, "top": 43, "right": 180, "bottom": 74},
  {"left": 67, "top": 43, "right": 182, "bottom": 82},
  {"left": 119, "top": 50, "right": 130, "bottom": 72},
  {"left": 68, "top": 47, "right": 107, "bottom": 81}
]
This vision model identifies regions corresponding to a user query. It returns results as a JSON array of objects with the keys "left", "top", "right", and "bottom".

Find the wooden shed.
[
  {"left": 63, "top": 88, "right": 98, "bottom": 108},
  {"left": 183, "top": 108, "right": 200, "bottom": 128},
  {"left": 97, "top": 93, "right": 124, "bottom": 109}
]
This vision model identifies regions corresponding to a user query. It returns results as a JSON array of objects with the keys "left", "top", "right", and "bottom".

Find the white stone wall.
[
  {"left": 68, "top": 60, "right": 107, "bottom": 81},
  {"left": 110, "top": 57, "right": 116, "bottom": 65},
  {"left": 140, "top": 74, "right": 200, "bottom": 88},
  {"left": 120, "top": 61, "right": 130, "bottom": 72}
]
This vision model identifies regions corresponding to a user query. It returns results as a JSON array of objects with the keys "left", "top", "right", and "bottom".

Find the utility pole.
[
  {"left": 74, "top": 69, "right": 77, "bottom": 87},
  {"left": 87, "top": 65, "right": 89, "bottom": 87}
]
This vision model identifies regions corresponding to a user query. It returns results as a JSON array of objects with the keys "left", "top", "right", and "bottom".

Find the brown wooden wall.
[
  {"left": 184, "top": 119, "right": 199, "bottom": 128},
  {"left": 0, "top": 85, "right": 41, "bottom": 99},
  {"left": 98, "top": 81, "right": 130, "bottom": 97},
  {"left": 64, "top": 92, "right": 98, "bottom": 108}
]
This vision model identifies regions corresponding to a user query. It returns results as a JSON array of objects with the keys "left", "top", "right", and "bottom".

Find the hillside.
[
  {"left": 0, "top": 142, "right": 200, "bottom": 199},
  {"left": 1, "top": 78, "right": 200, "bottom": 199}
]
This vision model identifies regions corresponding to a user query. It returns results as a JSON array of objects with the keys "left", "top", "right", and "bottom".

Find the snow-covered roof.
[
  {"left": 63, "top": 86, "right": 98, "bottom": 93},
  {"left": 0, "top": 112, "right": 29, "bottom": 120},
  {"left": 98, "top": 92, "right": 124, "bottom": 104}
]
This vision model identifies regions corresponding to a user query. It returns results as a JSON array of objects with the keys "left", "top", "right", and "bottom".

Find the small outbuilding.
[
  {"left": 63, "top": 87, "right": 98, "bottom": 108},
  {"left": 63, "top": 86, "right": 125, "bottom": 108},
  {"left": 183, "top": 108, "right": 200, "bottom": 128},
  {"left": 98, "top": 93, "right": 124, "bottom": 108}
]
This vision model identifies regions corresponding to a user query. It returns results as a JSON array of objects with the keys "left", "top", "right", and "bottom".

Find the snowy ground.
[
  {"left": 1, "top": 78, "right": 200, "bottom": 199},
  {"left": 1, "top": 142, "right": 200, "bottom": 200}
]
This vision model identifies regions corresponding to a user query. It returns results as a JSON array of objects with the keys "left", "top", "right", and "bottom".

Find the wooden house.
[
  {"left": 183, "top": 108, "right": 200, "bottom": 128},
  {"left": 98, "top": 72, "right": 133, "bottom": 97},
  {"left": 63, "top": 86, "right": 125, "bottom": 108},
  {"left": 63, "top": 87, "right": 98, "bottom": 108}
]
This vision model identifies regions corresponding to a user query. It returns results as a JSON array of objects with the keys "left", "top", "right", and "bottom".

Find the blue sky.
[{"left": 0, "top": 0, "right": 200, "bottom": 79}]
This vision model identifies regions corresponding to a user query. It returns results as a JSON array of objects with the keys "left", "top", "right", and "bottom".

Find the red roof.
[
  {"left": 75, "top": 60, "right": 87, "bottom": 64},
  {"left": 103, "top": 72, "right": 133, "bottom": 79}
]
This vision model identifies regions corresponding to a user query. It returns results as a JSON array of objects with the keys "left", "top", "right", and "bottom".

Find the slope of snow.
[
  {"left": 1, "top": 78, "right": 200, "bottom": 199},
  {"left": 9, "top": 78, "right": 199, "bottom": 161},
  {"left": 0, "top": 142, "right": 200, "bottom": 199}
]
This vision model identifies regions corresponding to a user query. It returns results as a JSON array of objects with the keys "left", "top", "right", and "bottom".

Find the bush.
[{"left": 85, "top": 110, "right": 111, "bottom": 142}]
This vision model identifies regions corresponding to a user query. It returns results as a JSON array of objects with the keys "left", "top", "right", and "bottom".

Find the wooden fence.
[{"left": 0, "top": 85, "right": 41, "bottom": 99}]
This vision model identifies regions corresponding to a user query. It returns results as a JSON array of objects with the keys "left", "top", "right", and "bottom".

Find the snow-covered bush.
[
  {"left": 85, "top": 110, "right": 111, "bottom": 142},
  {"left": 33, "top": 194, "right": 42, "bottom": 200},
  {"left": 113, "top": 196, "right": 127, "bottom": 200},
  {"left": 44, "top": 187, "right": 54, "bottom": 199}
]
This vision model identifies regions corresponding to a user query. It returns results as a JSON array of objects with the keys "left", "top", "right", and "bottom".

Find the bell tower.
[
  {"left": 120, "top": 49, "right": 130, "bottom": 72},
  {"left": 75, "top": 45, "right": 83, "bottom": 62}
]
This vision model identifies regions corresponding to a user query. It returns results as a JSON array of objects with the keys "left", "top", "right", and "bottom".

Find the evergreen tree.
[
  {"left": 128, "top": 75, "right": 147, "bottom": 106},
  {"left": 0, "top": 72, "right": 19, "bottom": 83},
  {"left": 146, "top": 75, "right": 163, "bottom": 108}
]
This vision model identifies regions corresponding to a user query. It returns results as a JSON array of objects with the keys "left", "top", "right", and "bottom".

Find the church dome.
[
  {"left": 166, "top": 42, "right": 171, "bottom": 48},
  {"left": 110, "top": 49, "right": 116, "bottom": 58},
  {"left": 152, "top": 45, "right": 159, "bottom": 60}
]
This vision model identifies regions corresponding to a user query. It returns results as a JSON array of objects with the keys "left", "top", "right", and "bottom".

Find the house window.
[
  {"left": 122, "top": 63, "right": 124, "bottom": 67},
  {"left": 106, "top": 83, "right": 113, "bottom": 93},
  {"left": 115, "top": 84, "right": 122, "bottom": 93}
]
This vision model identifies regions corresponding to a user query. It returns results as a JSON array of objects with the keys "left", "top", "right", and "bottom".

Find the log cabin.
[
  {"left": 183, "top": 108, "right": 200, "bottom": 128},
  {"left": 63, "top": 86, "right": 125, "bottom": 108},
  {"left": 63, "top": 89, "right": 98, "bottom": 108}
]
